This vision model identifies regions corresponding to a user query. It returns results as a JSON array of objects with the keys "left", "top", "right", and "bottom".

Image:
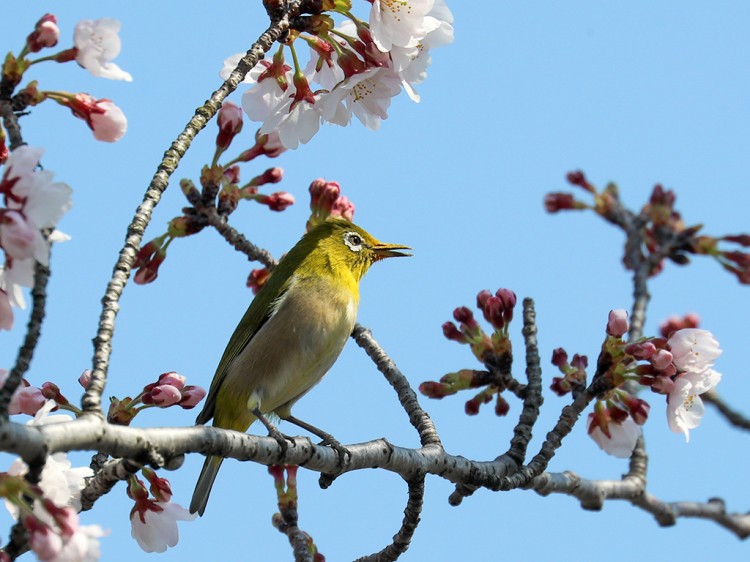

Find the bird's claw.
[
  {"left": 318, "top": 435, "right": 351, "bottom": 468},
  {"left": 268, "top": 427, "right": 295, "bottom": 460}
]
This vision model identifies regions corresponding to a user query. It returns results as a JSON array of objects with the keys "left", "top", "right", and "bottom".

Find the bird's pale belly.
[{"left": 215, "top": 276, "right": 358, "bottom": 430}]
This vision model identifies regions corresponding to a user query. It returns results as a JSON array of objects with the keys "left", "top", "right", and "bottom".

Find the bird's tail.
[{"left": 190, "top": 455, "right": 224, "bottom": 516}]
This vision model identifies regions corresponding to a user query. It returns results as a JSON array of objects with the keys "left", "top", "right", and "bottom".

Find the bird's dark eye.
[{"left": 343, "top": 232, "right": 364, "bottom": 252}]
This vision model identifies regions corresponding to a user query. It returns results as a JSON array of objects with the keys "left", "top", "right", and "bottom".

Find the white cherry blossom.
[
  {"left": 320, "top": 67, "right": 401, "bottom": 130},
  {"left": 587, "top": 414, "right": 641, "bottom": 458},
  {"left": 667, "top": 328, "right": 722, "bottom": 373},
  {"left": 369, "top": 0, "right": 436, "bottom": 51},
  {"left": 667, "top": 369, "right": 721, "bottom": 442},
  {"left": 259, "top": 94, "right": 322, "bottom": 150},
  {"left": 130, "top": 500, "right": 196, "bottom": 553},
  {"left": 74, "top": 18, "right": 133, "bottom": 81}
]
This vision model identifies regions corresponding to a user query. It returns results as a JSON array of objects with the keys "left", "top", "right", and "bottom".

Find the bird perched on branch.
[{"left": 190, "top": 218, "right": 410, "bottom": 516}]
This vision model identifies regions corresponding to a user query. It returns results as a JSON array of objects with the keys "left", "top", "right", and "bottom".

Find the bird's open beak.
[{"left": 372, "top": 243, "right": 412, "bottom": 261}]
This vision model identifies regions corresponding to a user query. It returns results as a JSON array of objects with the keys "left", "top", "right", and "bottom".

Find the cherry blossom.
[
  {"left": 6, "top": 402, "right": 94, "bottom": 513},
  {"left": 369, "top": 0, "right": 436, "bottom": 51},
  {"left": 0, "top": 145, "right": 45, "bottom": 201},
  {"left": 587, "top": 413, "right": 641, "bottom": 458},
  {"left": 0, "top": 210, "right": 36, "bottom": 260},
  {"left": 259, "top": 91, "right": 322, "bottom": 150},
  {"left": 319, "top": 67, "right": 401, "bottom": 129},
  {"left": 52, "top": 524, "right": 107, "bottom": 562},
  {"left": 667, "top": 328, "right": 722, "bottom": 373},
  {"left": 667, "top": 368, "right": 721, "bottom": 442},
  {"left": 73, "top": 18, "right": 133, "bottom": 81},
  {"left": 0, "top": 260, "right": 33, "bottom": 308},
  {"left": 130, "top": 500, "right": 196, "bottom": 553},
  {"left": 391, "top": 0, "right": 454, "bottom": 102},
  {"left": 88, "top": 100, "right": 128, "bottom": 142}
]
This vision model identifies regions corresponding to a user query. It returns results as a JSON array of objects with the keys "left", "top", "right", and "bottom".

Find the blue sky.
[{"left": 2, "top": 1, "right": 750, "bottom": 560}]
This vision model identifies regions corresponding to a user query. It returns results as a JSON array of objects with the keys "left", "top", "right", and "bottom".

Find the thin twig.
[{"left": 202, "top": 206, "right": 277, "bottom": 268}]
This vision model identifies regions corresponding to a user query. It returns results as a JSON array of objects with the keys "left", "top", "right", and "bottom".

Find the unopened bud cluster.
[
  {"left": 133, "top": 102, "right": 293, "bottom": 285},
  {"left": 546, "top": 170, "right": 750, "bottom": 284},
  {"left": 551, "top": 308, "right": 723, "bottom": 457},
  {"left": 420, "top": 289, "right": 517, "bottom": 417},
  {"left": 107, "top": 371, "right": 206, "bottom": 426},
  {"left": 306, "top": 178, "right": 355, "bottom": 230}
]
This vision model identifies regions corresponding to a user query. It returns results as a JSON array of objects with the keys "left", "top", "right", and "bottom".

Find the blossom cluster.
[
  {"left": 1, "top": 15, "right": 131, "bottom": 151},
  {"left": 545, "top": 171, "right": 750, "bottom": 284},
  {"left": 107, "top": 371, "right": 206, "bottom": 426},
  {"left": 3, "top": 402, "right": 107, "bottom": 561},
  {"left": 223, "top": 0, "right": 454, "bottom": 149},
  {"left": 132, "top": 101, "right": 296, "bottom": 285},
  {"left": 420, "top": 288, "right": 517, "bottom": 417},
  {"left": 0, "top": 146, "right": 72, "bottom": 330},
  {"left": 127, "top": 469, "right": 195, "bottom": 554},
  {"left": 554, "top": 309, "right": 723, "bottom": 458}
]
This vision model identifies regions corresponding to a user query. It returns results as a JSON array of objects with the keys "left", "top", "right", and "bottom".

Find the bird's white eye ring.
[{"left": 343, "top": 231, "right": 364, "bottom": 252}]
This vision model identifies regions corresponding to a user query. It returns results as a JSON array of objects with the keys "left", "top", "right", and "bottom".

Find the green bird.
[{"left": 190, "top": 218, "right": 410, "bottom": 516}]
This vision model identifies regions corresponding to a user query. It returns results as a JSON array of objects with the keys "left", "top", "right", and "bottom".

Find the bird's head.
[{"left": 302, "top": 219, "right": 410, "bottom": 283}]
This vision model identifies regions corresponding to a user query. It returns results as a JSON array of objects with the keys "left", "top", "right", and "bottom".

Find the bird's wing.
[{"left": 194, "top": 272, "right": 294, "bottom": 425}]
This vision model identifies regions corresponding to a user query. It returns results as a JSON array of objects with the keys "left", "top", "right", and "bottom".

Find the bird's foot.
[{"left": 318, "top": 434, "right": 351, "bottom": 468}]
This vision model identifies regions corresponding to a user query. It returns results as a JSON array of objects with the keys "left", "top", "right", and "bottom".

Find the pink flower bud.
[
  {"left": 723, "top": 234, "right": 750, "bottom": 247},
  {"left": 625, "top": 341, "right": 657, "bottom": 360},
  {"left": 247, "top": 267, "right": 271, "bottom": 295},
  {"left": 261, "top": 191, "right": 295, "bottom": 212},
  {"left": 606, "top": 309, "right": 629, "bottom": 338},
  {"left": 157, "top": 372, "right": 186, "bottom": 390},
  {"left": 544, "top": 192, "right": 579, "bottom": 213},
  {"left": 566, "top": 170, "right": 594, "bottom": 192},
  {"left": 495, "top": 395, "right": 510, "bottom": 416},
  {"left": 61, "top": 94, "right": 127, "bottom": 142},
  {"left": 259, "top": 130, "right": 286, "bottom": 158},
  {"left": 570, "top": 354, "right": 588, "bottom": 370},
  {"left": 0, "top": 210, "right": 36, "bottom": 260},
  {"left": 330, "top": 195, "right": 355, "bottom": 221},
  {"left": 551, "top": 347, "right": 568, "bottom": 367},
  {"left": 255, "top": 167, "right": 283, "bottom": 186},
  {"left": 13, "top": 386, "right": 46, "bottom": 415},
  {"left": 550, "top": 376, "right": 571, "bottom": 396},
  {"left": 41, "top": 381, "right": 68, "bottom": 405},
  {"left": 452, "top": 306, "right": 475, "bottom": 326},
  {"left": 149, "top": 385, "right": 182, "bottom": 407},
  {"left": 89, "top": 100, "right": 127, "bottom": 142},
  {"left": 442, "top": 321, "right": 466, "bottom": 343},
  {"left": 26, "top": 14, "right": 60, "bottom": 53},
  {"left": 78, "top": 369, "right": 92, "bottom": 388},
  {"left": 216, "top": 100, "right": 243, "bottom": 150},
  {"left": 650, "top": 349, "right": 673, "bottom": 371},
  {"left": 179, "top": 385, "right": 207, "bottom": 409}
]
